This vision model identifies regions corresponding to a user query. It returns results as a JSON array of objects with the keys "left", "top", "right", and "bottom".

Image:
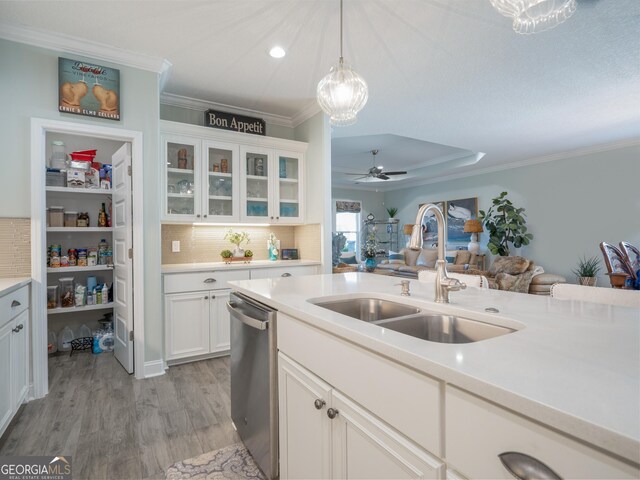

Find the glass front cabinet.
[{"left": 161, "top": 122, "right": 306, "bottom": 225}]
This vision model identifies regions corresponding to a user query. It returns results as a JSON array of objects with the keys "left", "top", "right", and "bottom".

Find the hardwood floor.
[{"left": 0, "top": 353, "right": 240, "bottom": 480}]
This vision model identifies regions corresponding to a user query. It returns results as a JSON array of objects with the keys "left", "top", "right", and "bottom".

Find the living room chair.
[
  {"left": 599, "top": 242, "right": 637, "bottom": 286},
  {"left": 550, "top": 283, "right": 640, "bottom": 308},
  {"left": 619, "top": 241, "right": 640, "bottom": 273}
]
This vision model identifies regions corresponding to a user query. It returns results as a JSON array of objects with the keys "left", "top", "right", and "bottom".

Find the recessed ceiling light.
[{"left": 269, "top": 46, "right": 286, "bottom": 59}]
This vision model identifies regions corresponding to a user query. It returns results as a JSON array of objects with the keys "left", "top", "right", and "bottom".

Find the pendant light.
[
  {"left": 490, "top": 0, "right": 576, "bottom": 34},
  {"left": 316, "top": 0, "right": 368, "bottom": 126}
]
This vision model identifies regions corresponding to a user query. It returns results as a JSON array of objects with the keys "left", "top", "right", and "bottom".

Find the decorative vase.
[
  {"left": 578, "top": 276, "right": 597, "bottom": 287},
  {"left": 364, "top": 257, "right": 377, "bottom": 272},
  {"left": 268, "top": 245, "right": 279, "bottom": 261},
  {"left": 232, "top": 246, "right": 245, "bottom": 258}
]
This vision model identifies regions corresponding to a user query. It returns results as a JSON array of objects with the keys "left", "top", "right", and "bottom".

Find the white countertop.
[
  {"left": 0, "top": 277, "right": 31, "bottom": 297},
  {"left": 162, "top": 259, "right": 321, "bottom": 274},
  {"left": 229, "top": 272, "right": 640, "bottom": 464}
]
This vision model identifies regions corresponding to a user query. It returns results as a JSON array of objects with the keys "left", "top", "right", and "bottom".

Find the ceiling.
[{"left": 1, "top": 0, "right": 639, "bottom": 190}]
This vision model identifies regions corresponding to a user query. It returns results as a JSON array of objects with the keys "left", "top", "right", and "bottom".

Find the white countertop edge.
[
  {"left": 162, "top": 259, "right": 321, "bottom": 274},
  {"left": 228, "top": 274, "right": 640, "bottom": 464},
  {"left": 0, "top": 277, "right": 31, "bottom": 297}
]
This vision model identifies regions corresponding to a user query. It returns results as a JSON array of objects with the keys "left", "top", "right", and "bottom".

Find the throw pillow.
[
  {"left": 489, "top": 256, "right": 531, "bottom": 275},
  {"left": 416, "top": 248, "right": 438, "bottom": 268},
  {"left": 340, "top": 252, "right": 358, "bottom": 265},
  {"left": 388, "top": 250, "right": 406, "bottom": 265},
  {"left": 454, "top": 250, "right": 472, "bottom": 265}
]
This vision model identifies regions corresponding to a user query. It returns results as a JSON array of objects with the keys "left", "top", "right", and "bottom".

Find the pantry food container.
[
  {"left": 59, "top": 277, "right": 75, "bottom": 308},
  {"left": 50, "top": 141, "right": 67, "bottom": 169},
  {"left": 64, "top": 211, "right": 78, "bottom": 227},
  {"left": 49, "top": 206, "right": 64, "bottom": 227},
  {"left": 47, "top": 285, "right": 59, "bottom": 309},
  {"left": 45, "top": 169, "right": 66, "bottom": 187}
]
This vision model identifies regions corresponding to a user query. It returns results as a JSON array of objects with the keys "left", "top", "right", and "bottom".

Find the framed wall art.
[
  {"left": 418, "top": 201, "right": 445, "bottom": 246},
  {"left": 445, "top": 197, "right": 478, "bottom": 244},
  {"left": 58, "top": 57, "right": 120, "bottom": 121}
]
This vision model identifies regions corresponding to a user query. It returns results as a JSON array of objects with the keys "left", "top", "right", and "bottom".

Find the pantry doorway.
[{"left": 30, "top": 118, "right": 145, "bottom": 399}]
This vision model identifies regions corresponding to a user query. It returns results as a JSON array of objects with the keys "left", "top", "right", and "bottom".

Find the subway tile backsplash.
[
  {"left": 161, "top": 224, "right": 321, "bottom": 264},
  {"left": 0, "top": 218, "right": 31, "bottom": 277}
]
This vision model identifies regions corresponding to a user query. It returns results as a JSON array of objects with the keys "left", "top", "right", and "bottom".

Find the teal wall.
[
  {"left": 0, "top": 38, "right": 164, "bottom": 364},
  {"left": 383, "top": 144, "right": 640, "bottom": 286}
]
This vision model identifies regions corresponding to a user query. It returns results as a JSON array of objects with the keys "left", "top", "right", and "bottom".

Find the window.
[{"left": 335, "top": 201, "right": 361, "bottom": 257}]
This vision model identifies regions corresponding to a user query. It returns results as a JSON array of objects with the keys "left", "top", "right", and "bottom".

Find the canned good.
[{"left": 68, "top": 249, "right": 77, "bottom": 267}]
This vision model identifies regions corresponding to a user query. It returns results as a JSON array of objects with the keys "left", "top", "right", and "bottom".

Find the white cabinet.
[
  {"left": 163, "top": 269, "right": 250, "bottom": 362},
  {"left": 161, "top": 120, "right": 306, "bottom": 225},
  {"left": 0, "top": 284, "right": 30, "bottom": 438},
  {"left": 445, "top": 386, "right": 639, "bottom": 480},
  {"left": 278, "top": 353, "right": 444, "bottom": 480},
  {"left": 249, "top": 265, "right": 318, "bottom": 280},
  {"left": 240, "top": 147, "right": 304, "bottom": 224}
]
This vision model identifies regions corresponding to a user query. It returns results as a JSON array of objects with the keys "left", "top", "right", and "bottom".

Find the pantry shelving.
[
  {"left": 45, "top": 186, "right": 112, "bottom": 195},
  {"left": 47, "top": 303, "right": 114, "bottom": 315},
  {"left": 47, "top": 227, "right": 113, "bottom": 233},
  {"left": 47, "top": 265, "right": 113, "bottom": 273}
]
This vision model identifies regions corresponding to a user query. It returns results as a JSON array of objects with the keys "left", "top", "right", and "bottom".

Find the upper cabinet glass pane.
[
  {"left": 166, "top": 141, "right": 197, "bottom": 217},
  {"left": 207, "top": 146, "right": 234, "bottom": 217}
]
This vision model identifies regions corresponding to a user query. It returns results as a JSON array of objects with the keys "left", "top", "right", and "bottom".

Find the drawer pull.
[
  {"left": 498, "top": 452, "right": 562, "bottom": 480},
  {"left": 327, "top": 408, "right": 339, "bottom": 419},
  {"left": 314, "top": 399, "right": 326, "bottom": 410},
  {"left": 11, "top": 300, "right": 21, "bottom": 307},
  {"left": 204, "top": 278, "right": 217, "bottom": 283},
  {"left": 281, "top": 273, "right": 292, "bottom": 277}
]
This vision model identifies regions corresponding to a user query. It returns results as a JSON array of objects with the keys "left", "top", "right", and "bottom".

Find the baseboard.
[{"left": 143, "top": 359, "right": 167, "bottom": 378}]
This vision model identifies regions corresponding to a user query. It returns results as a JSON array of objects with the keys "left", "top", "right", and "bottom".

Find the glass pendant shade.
[
  {"left": 490, "top": 0, "right": 576, "bottom": 34},
  {"left": 317, "top": 57, "right": 368, "bottom": 126}
]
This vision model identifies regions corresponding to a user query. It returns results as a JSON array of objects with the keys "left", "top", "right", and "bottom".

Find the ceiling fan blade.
[
  {"left": 377, "top": 174, "right": 390, "bottom": 180},
  {"left": 342, "top": 172, "right": 367, "bottom": 175},
  {"left": 352, "top": 175, "right": 370, "bottom": 181},
  {"left": 382, "top": 171, "right": 407, "bottom": 175}
]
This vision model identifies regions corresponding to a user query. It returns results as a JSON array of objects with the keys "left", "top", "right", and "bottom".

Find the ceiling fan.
[{"left": 345, "top": 150, "right": 407, "bottom": 182}]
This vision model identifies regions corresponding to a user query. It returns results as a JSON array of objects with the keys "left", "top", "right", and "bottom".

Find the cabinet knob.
[
  {"left": 276, "top": 216, "right": 280, "bottom": 220},
  {"left": 12, "top": 324, "right": 23, "bottom": 333},
  {"left": 326, "top": 408, "right": 339, "bottom": 419},
  {"left": 314, "top": 399, "right": 326, "bottom": 410},
  {"left": 196, "top": 214, "right": 201, "bottom": 218},
  {"left": 498, "top": 452, "right": 561, "bottom": 480},
  {"left": 11, "top": 300, "right": 21, "bottom": 307},
  {"left": 204, "top": 214, "right": 208, "bottom": 218},
  {"left": 204, "top": 296, "right": 209, "bottom": 300},
  {"left": 281, "top": 273, "right": 292, "bottom": 277},
  {"left": 270, "top": 216, "right": 274, "bottom": 220}
]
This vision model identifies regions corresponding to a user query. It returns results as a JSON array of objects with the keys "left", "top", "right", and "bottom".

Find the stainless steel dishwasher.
[{"left": 227, "top": 291, "right": 278, "bottom": 480}]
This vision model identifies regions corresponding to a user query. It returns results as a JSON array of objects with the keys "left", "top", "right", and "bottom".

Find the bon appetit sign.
[{"left": 205, "top": 109, "right": 265, "bottom": 136}]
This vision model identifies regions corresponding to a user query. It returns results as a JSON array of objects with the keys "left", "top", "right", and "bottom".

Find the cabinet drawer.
[
  {"left": 445, "top": 386, "right": 639, "bottom": 479},
  {"left": 164, "top": 270, "right": 250, "bottom": 294},
  {"left": 278, "top": 313, "right": 442, "bottom": 456},
  {"left": 0, "top": 285, "right": 29, "bottom": 326},
  {"left": 250, "top": 265, "right": 318, "bottom": 280}
]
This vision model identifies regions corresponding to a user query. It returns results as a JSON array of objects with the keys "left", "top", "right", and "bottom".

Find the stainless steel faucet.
[{"left": 409, "top": 204, "right": 466, "bottom": 303}]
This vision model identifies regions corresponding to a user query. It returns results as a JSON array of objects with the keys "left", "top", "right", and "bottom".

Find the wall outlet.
[{"left": 171, "top": 240, "right": 180, "bottom": 253}]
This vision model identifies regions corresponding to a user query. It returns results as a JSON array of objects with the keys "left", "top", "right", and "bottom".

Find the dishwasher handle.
[{"left": 227, "top": 300, "right": 269, "bottom": 330}]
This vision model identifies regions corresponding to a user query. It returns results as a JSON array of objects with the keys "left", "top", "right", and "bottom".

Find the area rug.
[{"left": 166, "top": 443, "right": 265, "bottom": 480}]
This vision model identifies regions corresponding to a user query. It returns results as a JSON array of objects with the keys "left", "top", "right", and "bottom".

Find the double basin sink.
[{"left": 310, "top": 297, "right": 515, "bottom": 344}]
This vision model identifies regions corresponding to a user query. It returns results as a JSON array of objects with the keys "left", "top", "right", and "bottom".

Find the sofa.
[{"left": 376, "top": 248, "right": 482, "bottom": 277}]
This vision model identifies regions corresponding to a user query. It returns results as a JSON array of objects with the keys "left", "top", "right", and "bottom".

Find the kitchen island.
[{"left": 229, "top": 272, "right": 640, "bottom": 479}]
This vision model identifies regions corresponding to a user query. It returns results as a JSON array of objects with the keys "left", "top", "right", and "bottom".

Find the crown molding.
[
  {"left": 160, "top": 92, "right": 298, "bottom": 128},
  {"left": 341, "top": 138, "right": 640, "bottom": 192},
  {"left": 291, "top": 100, "right": 322, "bottom": 128},
  {"left": 0, "top": 21, "right": 171, "bottom": 74}
]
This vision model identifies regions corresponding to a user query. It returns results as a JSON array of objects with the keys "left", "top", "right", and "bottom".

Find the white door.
[
  {"left": 11, "top": 310, "right": 29, "bottom": 408},
  {"left": 210, "top": 290, "right": 231, "bottom": 353},
  {"left": 164, "top": 292, "right": 210, "bottom": 360},
  {"left": 112, "top": 143, "right": 134, "bottom": 373},
  {"left": 331, "top": 390, "right": 443, "bottom": 480},
  {"left": 0, "top": 321, "right": 13, "bottom": 434},
  {"left": 278, "top": 353, "right": 332, "bottom": 480}
]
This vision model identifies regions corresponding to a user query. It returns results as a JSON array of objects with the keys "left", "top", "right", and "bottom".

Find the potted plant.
[
  {"left": 572, "top": 255, "right": 601, "bottom": 287},
  {"left": 224, "top": 229, "right": 250, "bottom": 257},
  {"left": 386, "top": 207, "right": 399, "bottom": 223},
  {"left": 220, "top": 249, "right": 233, "bottom": 263},
  {"left": 244, "top": 250, "right": 253, "bottom": 263},
  {"left": 478, "top": 191, "right": 533, "bottom": 256},
  {"left": 363, "top": 232, "right": 378, "bottom": 272}
]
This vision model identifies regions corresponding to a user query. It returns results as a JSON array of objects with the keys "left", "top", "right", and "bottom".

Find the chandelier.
[
  {"left": 490, "top": 0, "right": 576, "bottom": 34},
  {"left": 316, "top": 0, "right": 368, "bottom": 126}
]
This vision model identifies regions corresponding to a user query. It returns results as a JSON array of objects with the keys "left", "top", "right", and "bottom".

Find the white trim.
[
  {"left": 351, "top": 138, "right": 640, "bottom": 192},
  {"left": 30, "top": 118, "right": 147, "bottom": 398},
  {"left": 0, "top": 21, "right": 171, "bottom": 74},
  {"left": 160, "top": 92, "right": 321, "bottom": 129},
  {"left": 143, "top": 360, "right": 167, "bottom": 378}
]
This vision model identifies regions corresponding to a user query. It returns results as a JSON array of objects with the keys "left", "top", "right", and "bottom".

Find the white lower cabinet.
[
  {"left": 165, "top": 292, "right": 210, "bottom": 361},
  {"left": 209, "top": 290, "right": 231, "bottom": 353},
  {"left": 0, "top": 284, "right": 30, "bottom": 438},
  {"left": 279, "top": 353, "right": 444, "bottom": 480}
]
